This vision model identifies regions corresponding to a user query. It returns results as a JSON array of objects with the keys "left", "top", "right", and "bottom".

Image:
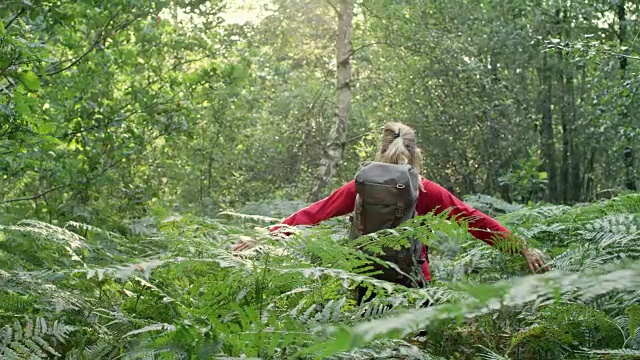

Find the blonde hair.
[
  {"left": 375, "top": 122, "right": 423, "bottom": 172},
  {"left": 374, "top": 122, "right": 425, "bottom": 190}
]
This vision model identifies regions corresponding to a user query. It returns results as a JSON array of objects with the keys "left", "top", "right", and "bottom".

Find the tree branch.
[
  {"left": 348, "top": 41, "right": 390, "bottom": 59},
  {"left": 46, "top": 10, "right": 121, "bottom": 76},
  {"left": 2, "top": 185, "right": 66, "bottom": 204},
  {"left": 6, "top": 8, "right": 26, "bottom": 28},
  {"left": 3, "top": 130, "right": 166, "bottom": 205},
  {"left": 346, "top": 130, "right": 373, "bottom": 144},
  {"left": 324, "top": 0, "right": 339, "bottom": 16},
  {"left": 601, "top": 50, "right": 640, "bottom": 61}
]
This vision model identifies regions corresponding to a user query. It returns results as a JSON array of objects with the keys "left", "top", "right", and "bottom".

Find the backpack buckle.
[
  {"left": 395, "top": 206, "right": 404, "bottom": 217},
  {"left": 396, "top": 184, "right": 405, "bottom": 189}
]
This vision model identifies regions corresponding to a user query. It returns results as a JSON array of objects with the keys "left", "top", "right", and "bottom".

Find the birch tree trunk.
[
  {"left": 539, "top": 53, "right": 558, "bottom": 202},
  {"left": 307, "top": 0, "right": 354, "bottom": 202}
]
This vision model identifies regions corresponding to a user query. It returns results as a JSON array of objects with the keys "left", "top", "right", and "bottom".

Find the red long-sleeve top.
[{"left": 270, "top": 178, "right": 511, "bottom": 281}]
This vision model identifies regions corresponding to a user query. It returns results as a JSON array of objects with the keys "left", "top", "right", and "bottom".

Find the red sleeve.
[
  {"left": 270, "top": 181, "right": 357, "bottom": 231},
  {"left": 416, "top": 179, "right": 511, "bottom": 246}
]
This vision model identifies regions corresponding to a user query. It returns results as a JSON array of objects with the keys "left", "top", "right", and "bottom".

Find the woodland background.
[
  {"left": 1, "top": 0, "right": 640, "bottom": 359},
  {"left": 2, "top": 0, "right": 639, "bottom": 221}
]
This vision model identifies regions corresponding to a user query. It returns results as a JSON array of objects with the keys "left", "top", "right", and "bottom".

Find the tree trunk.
[
  {"left": 481, "top": 54, "right": 500, "bottom": 196},
  {"left": 617, "top": 0, "right": 628, "bottom": 75},
  {"left": 567, "top": 69, "right": 581, "bottom": 202},
  {"left": 307, "top": 0, "right": 354, "bottom": 202},
  {"left": 540, "top": 53, "right": 558, "bottom": 202},
  {"left": 555, "top": 9, "right": 571, "bottom": 203},
  {"left": 560, "top": 94, "right": 569, "bottom": 203},
  {"left": 575, "top": 66, "right": 589, "bottom": 202},
  {"left": 559, "top": 7, "right": 580, "bottom": 204},
  {"left": 583, "top": 148, "right": 596, "bottom": 200},
  {"left": 617, "top": 0, "right": 635, "bottom": 191},
  {"left": 558, "top": 16, "right": 569, "bottom": 203}
]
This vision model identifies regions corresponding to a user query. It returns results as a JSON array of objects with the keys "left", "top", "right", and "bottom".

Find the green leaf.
[
  {"left": 626, "top": 305, "right": 640, "bottom": 339},
  {"left": 20, "top": 71, "right": 40, "bottom": 91},
  {"left": 38, "top": 122, "right": 56, "bottom": 135},
  {"left": 14, "top": 101, "right": 30, "bottom": 116}
]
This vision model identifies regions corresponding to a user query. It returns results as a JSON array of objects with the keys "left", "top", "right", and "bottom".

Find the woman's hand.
[
  {"left": 231, "top": 227, "right": 291, "bottom": 253},
  {"left": 521, "top": 246, "right": 550, "bottom": 273},
  {"left": 231, "top": 235, "right": 258, "bottom": 252}
]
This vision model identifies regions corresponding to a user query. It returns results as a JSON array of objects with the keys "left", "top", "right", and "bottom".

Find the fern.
[
  {"left": 1, "top": 220, "right": 87, "bottom": 250},
  {"left": 0, "top": 220, "right": 88, "bottom": 265},
  {"left": 583, "top": 348, "right": 640, "bottom": 357},
  {"left": 80, "top": 340, "right": 116, "bottom": 359},
  {"left": 462, "top": 194, "right": 525, "bottom": 216},
  {"left": 0, "top": 291, "right": 35, "bottom": 313},
  {"left": 476, "top": 345, "right": 511, "bottom": 360},
  {"left": 314, "top": 260, "right": 640, "bottom": 355},
  {"left": 124, "top": 323, "right": 176, "bottom": 337},
  {"left": 0, "top": 317, "right": 76, "bottom": 358},
  {"left": 2, "top": 194, "right": 640, "bottom": 359},
  {"left": 326, "top": 338, "right": 444, "bottom": 359},
  {"left": 0, "top": 270, "right": 86, "bottom": 316}
]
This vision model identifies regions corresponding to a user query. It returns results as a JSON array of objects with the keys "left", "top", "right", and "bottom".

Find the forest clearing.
[{"left": 1, "top": 0, "right": 639, "bottom": 359}]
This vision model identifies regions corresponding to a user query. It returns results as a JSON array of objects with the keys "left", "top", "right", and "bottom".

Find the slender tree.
[{"left": 308, "top": 0, "right": 355, "bottom": 202}]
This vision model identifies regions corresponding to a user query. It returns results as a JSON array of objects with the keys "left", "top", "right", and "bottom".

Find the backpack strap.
[
  {"left": 390, "top": 201, "right": 404, "bottom": 228},
  {"left": 356, "top": 196, "right": 365, "bottom": 234}
]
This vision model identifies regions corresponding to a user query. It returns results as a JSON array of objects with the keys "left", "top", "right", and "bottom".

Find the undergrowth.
[{"left": 0, "top": 194, "right": 639, "bottom": 359}]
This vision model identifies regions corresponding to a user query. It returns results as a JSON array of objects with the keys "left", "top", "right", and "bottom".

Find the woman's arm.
[
  {"left": 270, "top": 180, "right": 357, "bottom": 231},
  {"left": 417, "top": 179, "right": 547, "bottom": 271},
  {"left": 233, "top": 181, "right": 357, "bottom": 252},
  {"left": 417, "top": 179, "right": 512, "bottom": 247}
]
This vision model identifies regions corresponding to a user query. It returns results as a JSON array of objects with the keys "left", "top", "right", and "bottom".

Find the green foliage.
[
  {"left": 0, "top": 0, "right": 639, "bottom": 358},
  {"left": 2, "top": 0, "right": 638, "bottom": 222},
  {"left": 0, "top": 195, "right": 638, "bottom": 358},
  {"left": 498, "top": 150, "right": 549, "bottom": 204},
  {"left": 463, "top": 194, "right": 525, "bottom": 217},
  {"left": 0, "top": 317, "right": 76, "bottom": 359}
]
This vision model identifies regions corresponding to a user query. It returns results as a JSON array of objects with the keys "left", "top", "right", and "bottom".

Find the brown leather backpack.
[{"left": 349, "top": 161, "right": 425, "bottom": 286}]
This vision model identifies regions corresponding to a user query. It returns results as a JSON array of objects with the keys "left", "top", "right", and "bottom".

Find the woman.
[{"left": 234, "top": 122, "right": 546, "bottom": 285}]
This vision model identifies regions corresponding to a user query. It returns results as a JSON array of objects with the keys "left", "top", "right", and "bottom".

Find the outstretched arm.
[
  {"left": 418, "top": 179, "right": 546, "bottom": 272},
  {"left": 232, "top": 181, "right": 357, "bottom": 252},
  {"left": 270, "top": 180, "right": 357, "bottom": 232},
  {"left": 418, "top": 180, "right": 511, "bottom": 246}
]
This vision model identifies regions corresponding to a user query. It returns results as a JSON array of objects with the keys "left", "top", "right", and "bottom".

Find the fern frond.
[
  {"left": 122, "top": 348, "right": 174, "bottom": 360},
  {"left": 0, "top": 291, "right": 35, "bottom": 313},
  {"left": 503, "top": 205, "right": 572, "bottom": 226},
  {"left": 71, "top": 257, "right": 195, "bottom": 281},
  {"left": 315, "top": 261, "right": 640, "bottom": 354},
  {"left": 583, "top": 348, "right": 640, "bottom": 357},
  {"left": 3, "top": 270, "right": 87, "bottom": 313},
  {"left": 515, "top": 223, "right": 570, "bottom": 239},
  {"left": 476, "top": 345, "right": 511, "bottom": 360},
  {"left": 359, "top": 301, "right": 395, "bottom": 320},
  {"left": 302, "top": 298, "right": 347, "bottom": 324},
  {"left": 0, "top": 220, "right": 87, "bottom": 250},
  {"left": 0, "top": 317, "right": 75, "bottom": 358},
  {"left": 0, "top": 220, "right": 88, "bottom": 263},
  {"left": 82, "top": 340, "right": 116, "bottom": 359},
  {"left": 50, "top": 319, "right": 76, "bottom": 343},
  {"left": 64, "top": 221, "right": 125, "bottom": 240},
  {"left": 217, "top": 211, "right": 282, "bottom": 223},
  {"left": 280, "top": 266, "right": 400, "bottom": 294},
  {"left": 463, "top": 194, "right": 524, "bottom": 216},
  {"left": 325, "top": 338, "right": 444, "bottom": 359},
  {"left": 585, "top": 214, "right": 640, "bottom": 233},
  {"left": 124, "top": 323, "right": 176, "bottom": 337}
]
